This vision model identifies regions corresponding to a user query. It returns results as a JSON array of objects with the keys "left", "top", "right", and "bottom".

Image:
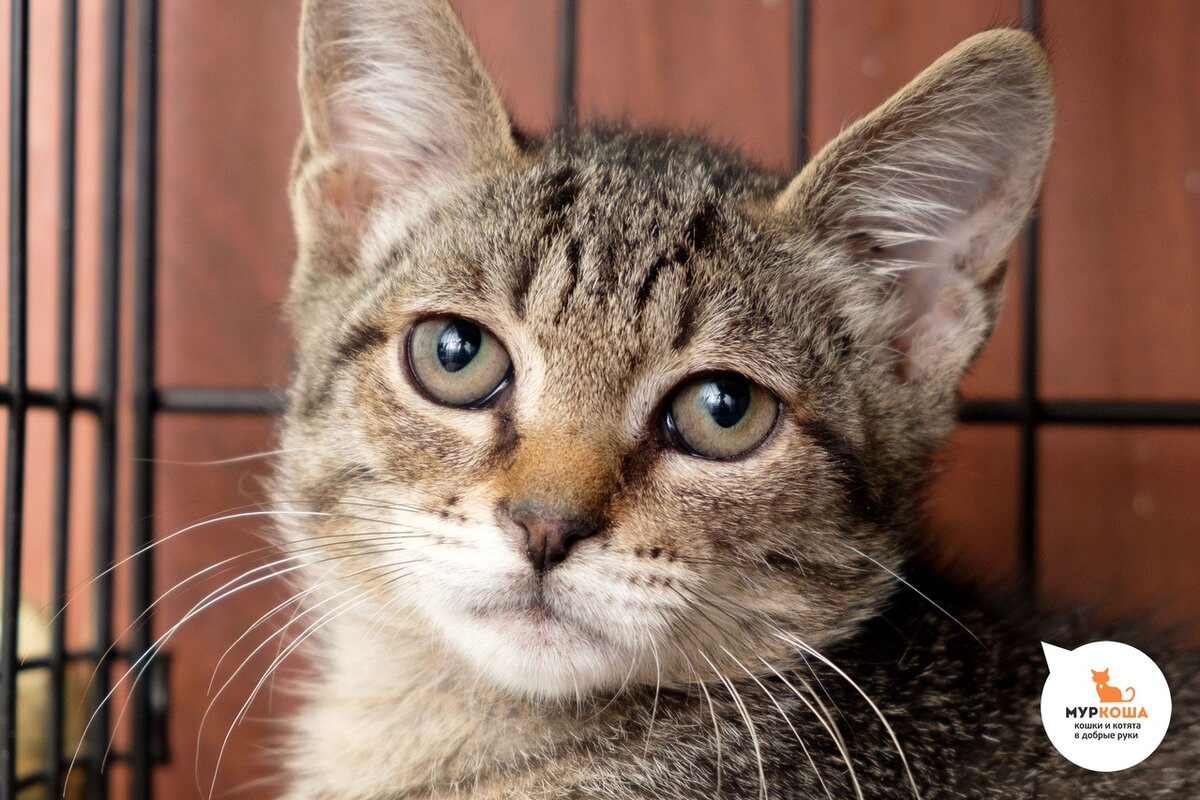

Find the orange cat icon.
[{"left": 1092, "top": 668, "right": 1136, "bottom": 703}]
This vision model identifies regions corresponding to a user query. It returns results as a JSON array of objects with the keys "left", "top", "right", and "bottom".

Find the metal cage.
[{"left": 1, "top": 0, "right": 1198, "bottom": 797}]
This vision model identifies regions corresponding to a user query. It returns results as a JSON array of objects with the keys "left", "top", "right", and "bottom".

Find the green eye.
[
  {"left": 665, "top": 372, "right": 778, "bottom": 459},
  {"left": 407, "top": 317, "right": 512, "bottom": 407}
]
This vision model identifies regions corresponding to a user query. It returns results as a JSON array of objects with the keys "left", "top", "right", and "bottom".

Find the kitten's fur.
[{"left": 273, "top": 1, "right": 1198, "bottom": 797}]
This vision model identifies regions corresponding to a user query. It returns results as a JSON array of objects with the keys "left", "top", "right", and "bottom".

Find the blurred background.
[{"left": 0, "top": 0, "right": 1197, "bottom": 797}]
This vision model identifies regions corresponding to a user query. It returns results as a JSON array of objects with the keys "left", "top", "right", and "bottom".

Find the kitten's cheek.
[{"left": 403, "top": 529, "right": 529, "bottom": 608}]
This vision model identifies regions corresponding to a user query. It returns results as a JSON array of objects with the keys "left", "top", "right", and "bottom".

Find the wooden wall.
[{"left": 4, "top": 0, "right": 1197, "bottom": 795}]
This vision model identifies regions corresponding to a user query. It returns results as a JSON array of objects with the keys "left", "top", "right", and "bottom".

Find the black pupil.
[
  {"left": 699, "top": 374, "right": 751, "bottom": 428},
  {"left": 436, "top": 320, "right": 482, "bottom": 373}
]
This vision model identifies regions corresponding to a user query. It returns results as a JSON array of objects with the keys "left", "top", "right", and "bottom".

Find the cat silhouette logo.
[
  {"left": 1092, "top": 668, "right": 1135, "bottom": 703},
  {"left": 1041, "top": 641, "right": 1171, "bottom": 771}
]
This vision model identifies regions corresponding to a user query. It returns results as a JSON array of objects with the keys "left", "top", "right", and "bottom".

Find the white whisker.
[
  {"left": 727, "top": 651, "right": 833, "bottom": 800},
  {"left": 761, "top": 660, "right": 863, "bottom": 800},
  {"left": 699, "top": 650, "right": 768, "bottom": 800},
  {"left": 842, "top": 543, "right": 983, "bottom": 648},
  {"left": 774, "top": 630, "right": 921, "bottom": 800}
]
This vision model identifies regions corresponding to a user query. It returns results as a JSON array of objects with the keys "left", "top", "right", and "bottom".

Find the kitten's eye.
[
  {"left": 407, "top": 317, "right": 512, "bottom": 407},
  {"left": 665, "top": 372, "right": 778, "bottom": 459}
]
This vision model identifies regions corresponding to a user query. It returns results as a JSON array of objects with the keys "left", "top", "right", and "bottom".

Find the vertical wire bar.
[
  {"left": 556, "top": 0, "right": 577, "bottom": 126},
  {"left": 47, "top": 0, "right": 80, "bottom": 795},
  {"left": 129, "top": 0, "right": 158, "bottom": 794},
  {"left": 789, "top": 0, "right": 810, "bottom": 170},
  {"left": 1017, "top": 0, "right": 1042, "bottom": 599},
  {"left": 89, "top": 0, "right": 126, "bottom": 795},
  {"left": 0, "top": 0, "right": 30, "bottom": 793}
]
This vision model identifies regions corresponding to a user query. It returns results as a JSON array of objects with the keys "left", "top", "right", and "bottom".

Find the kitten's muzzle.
[{"left": 500, "top": 500, "right": 601, "bottom": 573}]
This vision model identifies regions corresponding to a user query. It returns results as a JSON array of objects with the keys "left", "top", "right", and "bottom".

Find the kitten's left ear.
[{"left": 778, "top": 30, "right": 1053, "bottom": 385}]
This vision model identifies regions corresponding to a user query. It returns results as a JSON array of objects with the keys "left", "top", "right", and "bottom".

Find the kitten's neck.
[{"left": 288, "top": 611, "right": 616, "bottom": 798}]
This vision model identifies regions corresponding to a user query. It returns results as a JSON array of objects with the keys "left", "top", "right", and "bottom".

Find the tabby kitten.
[{"left": 272, "top": 0, "right": 1197, "bottom": 797}]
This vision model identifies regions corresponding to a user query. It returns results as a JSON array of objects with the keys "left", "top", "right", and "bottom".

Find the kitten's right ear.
[{"left": 291, "top": 0, "right": 516, "bottom": 281}]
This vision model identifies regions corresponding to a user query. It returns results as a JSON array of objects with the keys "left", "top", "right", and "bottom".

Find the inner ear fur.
[
  {"left": 777, "top": 29, "right": 1054, "bottom": 384},
  {"left": 290, "top": 0, "right": 517, "bottom": 293}
]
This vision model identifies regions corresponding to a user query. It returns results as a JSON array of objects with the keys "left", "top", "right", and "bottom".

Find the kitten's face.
[
  {"left": 280, "top": 0, "right": 1051, "bottom": 698},
  {"left": 1093, "top": 669, "right": 1110, "bottom": 683},
  {"left": 284, "top": 136, "right": 899, "bottom": 695}
]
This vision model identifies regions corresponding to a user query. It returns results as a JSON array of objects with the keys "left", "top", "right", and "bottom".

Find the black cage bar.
[
  {"left": 88, "top": 0, "right": 126, "bottom": 796},
  {"left": 2, "top": 0, "right": 30, "bottom": 793},
  {"left": 2, "top": 0, "right": 1199, "bottom": 797},
  {"left": 47, "top": 2, "right": 78, "bottom": 793}
]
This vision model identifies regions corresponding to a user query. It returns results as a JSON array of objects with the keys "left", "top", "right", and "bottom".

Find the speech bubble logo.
[{"left": 1040, "top": 640, "right": 1171, "bottom": 772}]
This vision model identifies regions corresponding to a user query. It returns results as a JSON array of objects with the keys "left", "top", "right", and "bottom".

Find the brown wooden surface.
[
  {"left": 1040, "top": 0, "right": 1200, "bottom": 401},
  {"left": 578, "top": 0, "right": 792, "bottom": 172},
  {"left": 456, "top": 0, "right": 559, "bottom": 132},
  {"left": 1039, "top": 427, "right": 1200, "bottom": 637},
  {"left": 3, "top": 0, "right": 1197, "bottom": 795},
  {"left": 158, "top": 0, "right": 300, "bottom": 390}
]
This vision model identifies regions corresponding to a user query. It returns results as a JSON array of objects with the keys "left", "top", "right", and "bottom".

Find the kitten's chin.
[{"left": 436, "top": 600, "right": 633, "bottom": 698}]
